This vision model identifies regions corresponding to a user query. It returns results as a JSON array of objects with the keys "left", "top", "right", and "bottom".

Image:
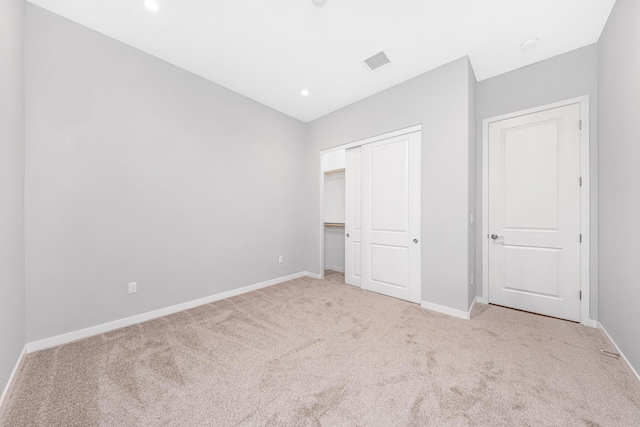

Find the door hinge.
[
  {"left": 580, "top": 234, "right": 583, "bottom": 243},
  {"left": 579, "top": 291, "right": 582, "bottom": 300},
  {"left": 579, "top": 177, "right": 583, "bottom": 187},
  {"left": 579, "top": 120, "right": 583, "bottom": 130}
]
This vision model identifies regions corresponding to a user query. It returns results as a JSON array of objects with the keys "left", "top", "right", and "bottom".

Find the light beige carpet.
[{"left": 3, "top": 271, "right": 640, "bottom": 426}]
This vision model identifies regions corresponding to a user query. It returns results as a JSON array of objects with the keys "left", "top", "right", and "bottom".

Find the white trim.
[
  {"left": 324, "top": 266, "right": 345, "bottom": 273},
  {"left": 305, "top": 271, "right": 322, "bottom": 280},
  {"left": 597, "top": 322, "right": 640, "bottom": 389},
  {"left": 319, "top": 124, "right": 422, "bottom": 155},
  {"left": 318, "top": 154, "right": 326, "bottom": 280},
  {"left": 578, "top": 99, "right": 591, "bottom": 327},
  {"left": 26, "top": 271, "right": 313, "bottom": 353},
  {"left": 481, "top": 95, "right": 593, "bottom": 326},
  {"left": 468, "top": 297, "right": 478, "bottom": 318},
  {"left": 0, "top": 345, "right": 27, "bottom": 417},
  {"left": 421, "top": 297, "right": 477, "bottom": 320}
]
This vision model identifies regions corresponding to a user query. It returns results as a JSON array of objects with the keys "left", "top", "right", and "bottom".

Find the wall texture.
[
  {"left": 597, "top": 0, "right": 640, "bottom": 373},
  {"left": 305, "top": 57, "right": 476, "bottom": 313},
  {"left": 0, "top": 0, "right": 26, "bottom": 401},
  {"left": 476, "top": 44, "right": 599, "bottom": 320},
  {"left": 25, "top": 5, "right": 307, "bottom": 342}
]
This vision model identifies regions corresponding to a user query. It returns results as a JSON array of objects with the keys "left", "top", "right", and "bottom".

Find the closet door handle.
[
  {"left": 346, "top": 234, "right": 350, "bottom": 238},
  {"left": 413, "top": 239, "right": 418, "bottom": 243}
]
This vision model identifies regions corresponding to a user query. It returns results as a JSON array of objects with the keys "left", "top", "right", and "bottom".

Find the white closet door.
[
  {"left": 344, "top": 147, "right": 362, "bottom": 286},
  {"left": 361, "top": 132, "right": 421, "bottom": 303}
]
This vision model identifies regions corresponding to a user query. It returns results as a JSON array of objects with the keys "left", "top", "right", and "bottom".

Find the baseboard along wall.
[
  {"left": 0, "top": 345, "right": 27, "bottom": 419},
  {"left": 421, "top": 297, "right": 477, "bottom": 320},
  {"left": 26, "top": 271, "right": 319, "bottom": 353},
  {"left": 597, "top": 322, "right": 640, "bottom": 389}
]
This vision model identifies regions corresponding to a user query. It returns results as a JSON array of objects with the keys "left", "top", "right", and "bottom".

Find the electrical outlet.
[
  {"left": 128, "top": 282, "right": 137, "bottom": 294},
  {"left": 278, "top": 256, "right": 284, "bottom": 264},
  {"left": 470, "top": 214, "right": 474, "bottom": 225},
  {"left": 470, "top": 274, "right": 474, "bottom": 286}
]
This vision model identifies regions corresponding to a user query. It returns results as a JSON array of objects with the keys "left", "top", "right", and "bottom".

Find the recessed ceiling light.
[
  {"left": 312, "top": 0, "right": 327, "bottom": 6},
  {"left": 521, "top": 38, "right": 538, "bottom": 50},
  {"left": 301, "top": 89, "right": 310, "bottom": 96},
  {"left": 144, "top": 0, "right": 159, "bottom": 12}
]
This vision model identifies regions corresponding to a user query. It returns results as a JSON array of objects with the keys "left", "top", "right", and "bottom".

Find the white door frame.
[
  {"left": 318, "top": 124, "right": 422, "bottom": 280},
  {"left": 481, "top": 95, "right": 592, "bottom": 326}
]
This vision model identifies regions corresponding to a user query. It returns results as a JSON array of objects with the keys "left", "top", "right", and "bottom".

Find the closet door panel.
[
  {"left": 361, "top": 132, "right": 421, "bottom": 303},
  {"left": 345, "top": 148, "right": 362, "bottom": 286}
]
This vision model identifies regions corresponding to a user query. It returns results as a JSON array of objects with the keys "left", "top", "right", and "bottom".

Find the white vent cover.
[{"left": 363, "top": 51, "right": 391, "bottom": 71}]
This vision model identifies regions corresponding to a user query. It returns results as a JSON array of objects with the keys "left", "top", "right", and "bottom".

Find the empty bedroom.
[{"left": 1, "top": 0, "right": 639, "bottom": 425}]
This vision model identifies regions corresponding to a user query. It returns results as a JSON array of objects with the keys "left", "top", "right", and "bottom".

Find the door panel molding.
[{"left": 481, "top": 95, "right": 591, "bottom": 326}]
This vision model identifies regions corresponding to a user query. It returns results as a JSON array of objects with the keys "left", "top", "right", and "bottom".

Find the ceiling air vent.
[{"left": 363, "top": 51, "right": 391, "bottom": 71}]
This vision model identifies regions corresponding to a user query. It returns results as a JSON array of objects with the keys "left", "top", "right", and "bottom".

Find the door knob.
[
  {"left": 491, "top": 234, "right": 504, "bottom": 240},
  {"left": 413, "top": 239, "right": 418, "bottom": 243},
  {"left": 346, "top": 234, "right": 350, "bottom": 238}
]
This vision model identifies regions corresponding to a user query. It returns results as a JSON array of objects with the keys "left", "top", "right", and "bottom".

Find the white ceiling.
[{"left": 27, "top": 0, "right": 615, "bottom": 122}]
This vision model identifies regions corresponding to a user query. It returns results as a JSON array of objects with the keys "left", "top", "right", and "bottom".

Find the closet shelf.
[
  {"left": 324, "top": 222, "right": 345, "bottom": 227},
  {"left": 324, "top": 168, "right": 346, "bottom": 175}
]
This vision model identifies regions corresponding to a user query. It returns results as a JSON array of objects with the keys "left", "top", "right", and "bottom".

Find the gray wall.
[
  {"left": 467, "top": 61, "right": 477, "bottom": 308},
  {"left": 25, "top": 5, "right": 307, "bottom": 342},
  {"left": 305, "top": 57, "right": 476, "bottom": 312},
  {"left": 476, "top": 44, "right": 599, "bottom": 320},
  {"left": 0, "top": 0, "right": 26, "bottom": 398},
  {"left": 324, "top": 228, "right": 345, "bottom": 272},
  {"left": 598, "top": 0, "right": 640, "bottom": 373}
]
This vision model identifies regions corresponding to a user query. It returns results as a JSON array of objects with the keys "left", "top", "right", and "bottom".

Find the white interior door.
[
  {"left": 361, "top": 132, "right": 421, "bottom": 303},
  {"left": 344, "top": 148, "right": 361, "bottom": 286},
  {"left": 488, "top": 103, "right": 582, "bottom": 321}
]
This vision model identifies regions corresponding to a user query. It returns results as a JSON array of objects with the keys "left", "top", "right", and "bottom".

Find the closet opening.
[{"left": 318, "top": 125, "right": 422, "bottom": 303}]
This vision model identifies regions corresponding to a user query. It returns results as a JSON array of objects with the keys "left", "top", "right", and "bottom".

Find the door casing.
[{"left": 481, "top": 96, "right": 593, "bottom": 327}]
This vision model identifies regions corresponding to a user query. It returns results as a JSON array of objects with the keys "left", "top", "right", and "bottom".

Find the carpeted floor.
[{"left": 2, "top": 271, "right": 640, "bottom": 426}]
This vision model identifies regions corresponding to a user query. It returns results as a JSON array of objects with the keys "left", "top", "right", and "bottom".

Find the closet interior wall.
[{"left": 323, "top": 150, "right": 346, "bottom": 273}]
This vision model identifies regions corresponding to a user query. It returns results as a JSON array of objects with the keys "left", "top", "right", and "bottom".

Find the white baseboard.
[
  {"left": 305, "top": 271, "right": 322, "bottom": 280},
  {"left": 324, "top": 266, "right": 345, "bottom": 273},
  {"left": 468, "top": 297, "right": 478, "bottom": 318},
  {"left": 597, "top": 322, "right": 640, "bottom": 389},
  {"left": 421, "top": 297, "right": 476, "bottom": 320},
  {"left": 27, "top": 271, "right": 314, "bottom": 353},
  {"left": 477, "top": 296, "right": 488, "bottom": 304},
  {"left": 0, "top": 345, "right": 27, "bottom": 418}
]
